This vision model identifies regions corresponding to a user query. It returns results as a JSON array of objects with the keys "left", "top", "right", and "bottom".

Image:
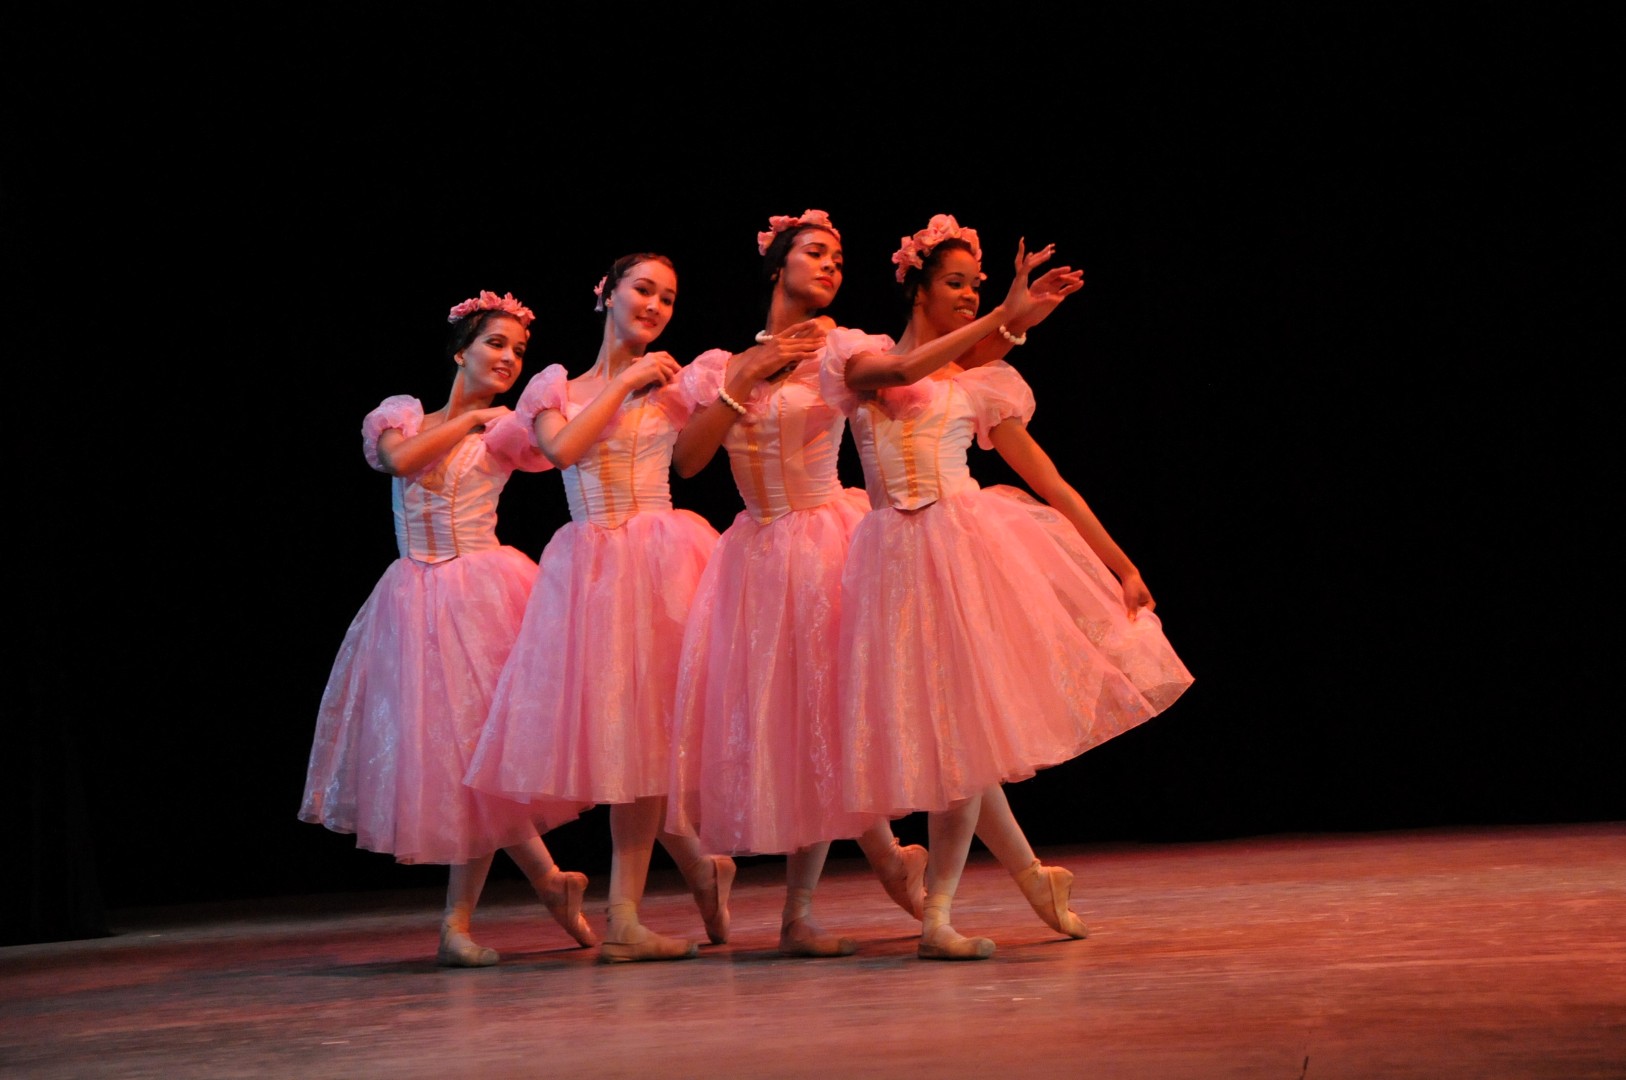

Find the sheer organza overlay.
[
  {"left": 301, "top": 397, "right": 580, "bottom": 864},
  {"left": 822, "top": 336, "right": 1194, "bottom": 815},
  {"left": 667, "top": 345, "right": 879, "bottom": 854},
  {"left": 467, "top": 365, "right": 719, "bottom": 805}
]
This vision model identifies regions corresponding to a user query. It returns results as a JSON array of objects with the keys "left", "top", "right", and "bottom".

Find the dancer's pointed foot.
[
  {"left": 691, "top": 855, "right": 736, "bottom": 944},
  {"left": 778, "top": 917, "right": 858, "bottom": 958},
  {"left": 1015, "top": 861, "right": 1089, "bottom": 939},
  {"left": 876, "top": 842, "right": 927, "bottom": 921},
  {"left": 917, "top": 922, "right": 995, "bottom": 961},
  {"left": 437, "top": 925, "right": 500, "bottom": 967},
  {"left": 538, "top": 869, "right": 598, "bottom": 948},
  {"left": 599, "top": 921, "right": 698, "bottom": 963}
]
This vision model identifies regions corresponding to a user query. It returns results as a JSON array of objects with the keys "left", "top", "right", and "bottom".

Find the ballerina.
[
  {"left": 301, "top": 290, "right": 597, "bottom": 968},
  {"left": 467, "top": 256, "right": 734, "bottom": 963},
  {"left": 666, "top": 210, "right": 930, "bottom": 957},
  {"left": 825, "top": 216, "right": 1193, "bottom": 959}
]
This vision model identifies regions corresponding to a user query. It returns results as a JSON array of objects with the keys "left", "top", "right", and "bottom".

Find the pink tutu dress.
[
  {"left": 666, "top": 346, "right": 877, "bottom": 855},
  {"left": 821, "top": 331, "right": 1194, "bottom": 816},
  {"left": 466, "top": 366, "right": 720, "bottom": 805},
  {"left": 300, "top": 397, "right": 580, "bottom": 865}
]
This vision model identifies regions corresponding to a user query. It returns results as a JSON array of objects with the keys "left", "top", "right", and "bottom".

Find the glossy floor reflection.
[{"left": 4, "top": 824, "right": 1623, "bottom": 1078}]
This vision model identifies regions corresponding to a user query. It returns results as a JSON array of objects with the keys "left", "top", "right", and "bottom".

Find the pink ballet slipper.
[
  {"left": 691, "top": 855, "right": 736, "bottom": 945},
  {"left": 917, "top": 894, "right": 994, "bottom": 961},
  {"left": 437, "top": 923, "right": 499, "bottom": 968},
  {"left": 917, "top": 922, "right": 995, "bottom": 961},
  {"left": 878, "top": 843, "right": 927, "bottom": 921},
  {"left": 779, "top": 917, "right": 858, "bottom": 958},
  {"left": 1015, "top": 861, "right": 1089, "bottom": 940},
  {"left": 600, "top": 902, "right": 698, "bottom": 964},
  {"left": 537, "top": 869, "right": 598, "bottom": 948}
]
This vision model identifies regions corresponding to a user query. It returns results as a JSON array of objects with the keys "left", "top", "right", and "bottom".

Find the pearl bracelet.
[
  {"left": 754, "top": 330, "right": 774, "bottom": 344},
  {"left": 998, "top": 325, "right": 1027, "bottom": 346},
  {"left": 718, "top": 388, "right": 747, "bottom": 415}
]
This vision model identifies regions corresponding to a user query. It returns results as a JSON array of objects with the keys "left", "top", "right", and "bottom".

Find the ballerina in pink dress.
[
  {"left": 824, "top": 217, "right": 1194, "bottom": 960},
  {"left": 301, "top": 291, "right": 598, "bottom": 968},
  {"left": 466, "top": 256, "right": 734, "bottom": 963},
  {"left": 665, "top": 211, "right": 937, "bottom": 957}
]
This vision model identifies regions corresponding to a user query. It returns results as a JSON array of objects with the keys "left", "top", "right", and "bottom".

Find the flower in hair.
[
  {"left": 890, "top": 214, "right": 984, "bottom": 283},
  {"left": 756, "top": 209, "right": 842, "bottom": 256},
  {"left": 593, "top": 275, "right": 608, "bottom": 312},
  {"left": 447, "top": 290, "right": 535, "bottom": 327}
]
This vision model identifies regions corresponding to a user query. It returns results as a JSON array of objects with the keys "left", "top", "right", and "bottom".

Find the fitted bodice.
[
  {"left": 362, "top": 396, "right": 547, "bottom": 565},
  {"left": 518, "top": 364, "right": 700, "bottom": 530},
  {"left": 819, "top": 330, "right": 1036, "bottom": 513},
  {"left": 848, "top": 378, "right": 983, "bottom": 511},
  {"left": 689, "top": 350, "right": 847, "bottom": 524}
]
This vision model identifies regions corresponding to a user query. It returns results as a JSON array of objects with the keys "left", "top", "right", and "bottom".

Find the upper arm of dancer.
[
  {"left": 536, "top": 353, "right": 680, "bottom": 469},
  {"left": 988, "top": 419, "right": 1155, "bottom": 618},
  {"left": 375, "top": 407, "right": 510, "bottom": 476},
  {"left": 672, "top": 395, "right": 738, "bottom": 478}
]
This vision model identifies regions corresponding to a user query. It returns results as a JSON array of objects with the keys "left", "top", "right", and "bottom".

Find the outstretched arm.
[
  {"left": 537, "top": 352, "right": 681, "bottom": 468},
  {"left": 959, "top": 264, "right": 1085, "bottom": 369},
  {"left": 988, "top": 419, "right": 1155, "bottom": 618},
  {"left": 376, "top": 406, "right": 510, "bottom": 476},
  {"left": 844, "top": 241, "right": 1054, "bottom": 389}
]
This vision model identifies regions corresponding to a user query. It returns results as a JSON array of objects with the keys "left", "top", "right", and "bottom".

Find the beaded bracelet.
[
  {"left": 998, "top": 325, "right": 1027, "bottom": 346},
  {"left": 718, "top": 388, "right": 747, "bottom": 415}
]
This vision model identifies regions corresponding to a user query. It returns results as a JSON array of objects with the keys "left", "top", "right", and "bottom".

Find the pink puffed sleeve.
[
  {"left": 482, "top": 410, "right": 554, "bottom": 473},
  {"left": 361, "top": 395, "right": 423, "bottom": 472},
  {"left": 818, "top": 328, "right": 896, "bottom": 416},
  {"left": 679, "top": 348, "right": 730, "bottom": 407},
  {"left": 513, "top": 365, "right": 571, "bottom": 448},
  {"left": 962, "top": 361, "right": 1038, "bottom": 449},
  {"left": 654, "top": 353, "right": 718, "bottom": 426}
]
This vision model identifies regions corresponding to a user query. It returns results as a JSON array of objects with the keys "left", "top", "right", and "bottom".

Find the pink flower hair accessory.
[
  {"left": 756, "top": 209, "right": 841, "bottom": 256},
  {"left": 593, "top": 275, "right": 608, "bottom": 312},
  {"left": 447, "top": 290, "right": 535, "bottom": 327},
  {"left": 890, "top": 214, "right": 985, "bottom": 283}
]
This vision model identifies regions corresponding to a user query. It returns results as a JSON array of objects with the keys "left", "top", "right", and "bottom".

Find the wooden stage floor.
[{"left": 3, "top": 824, "right": 1622, "bottom": 1078}]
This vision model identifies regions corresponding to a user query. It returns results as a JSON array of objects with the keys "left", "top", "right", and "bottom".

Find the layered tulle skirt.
[
  {"left": 839, "top": 486, "right": 1193, "bottom": 816},
  {"left": 300, "top": 547, "right": 580, "bottom": 865},
  {"left": 668, "top": 491, "right": 879, "bottom": 854},
  {"left": 467, "top": 510, "right": 719, "bottom": 804}
]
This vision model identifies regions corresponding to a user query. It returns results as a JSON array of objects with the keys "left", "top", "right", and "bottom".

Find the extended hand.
[
  {"left": 1021, "top": 265, "right": 1085, "bottom": 328},
  {"left": 1001, "top": 239, "right": 1058, "bottom": 324}
]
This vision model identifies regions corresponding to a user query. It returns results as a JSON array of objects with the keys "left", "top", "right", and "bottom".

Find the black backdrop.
[{"left": 6, "top": 11, "right": 1614, "bottom": 934}]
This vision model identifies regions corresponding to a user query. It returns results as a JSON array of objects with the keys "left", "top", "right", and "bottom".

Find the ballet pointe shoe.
[
  {"left": 690, "top": 855, "right": 736, "bottom": 945},
  {"left": 599, "top": 906, "right": 698, "bottom": 964},
  {"left": 1014, "top": 861, "right": 1090, "bottom": 939},
  {"left": 536, "top": 869, "right": 598, "bottom": 948},
  {"left": 917, "top": 922, "right": 995, "bottom": 961},
  {"left": 599, "top": 924, "right": 699, "bottom": 963},
  {"left": 437, "top": 924, "right": 500, "bottom": 968},
  {"left": 877, "top": 843, "right": 927, "bottom": 921},
  {"left": 917, "top": 895, "right": 994, "bottom": 961},
  {"left": 778, "top": 917, "right": 859, "bottom": 958}
]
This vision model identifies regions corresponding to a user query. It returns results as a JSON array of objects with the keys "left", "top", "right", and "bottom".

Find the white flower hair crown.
[
  {"left": 890, "top": 214, "right": 985, "bottom": 284},
  {"left": 757, "top": 209, "right": 841, "bottom": 256},
  {"left": 447, "top": 290, "right": 535, "bottom": 327}
]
